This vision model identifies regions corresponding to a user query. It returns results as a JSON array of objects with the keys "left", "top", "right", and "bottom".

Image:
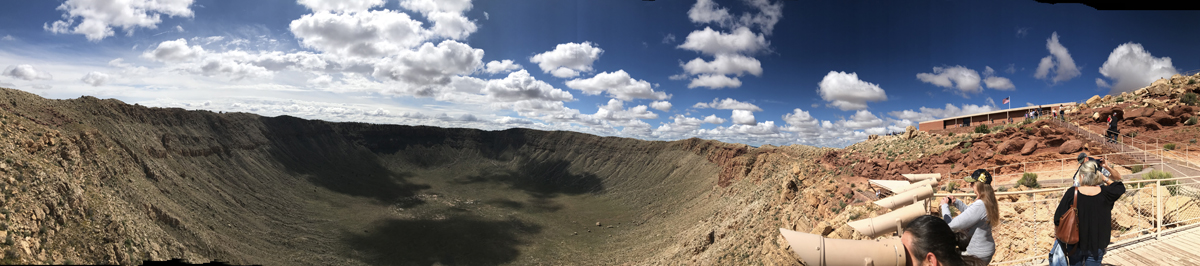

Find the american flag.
[{"left": 1002, "top": 97, "right": 1010, "bottom": 104}]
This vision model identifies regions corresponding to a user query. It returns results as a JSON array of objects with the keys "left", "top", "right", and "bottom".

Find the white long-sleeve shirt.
[{"left": 941, "top": 199, "right": 996, "bottom": 264}]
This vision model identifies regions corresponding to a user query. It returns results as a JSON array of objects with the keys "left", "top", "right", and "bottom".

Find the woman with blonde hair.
[
  {"left": 1054, "top": 159, "right": 1124, "bottom": 265},
  {"left": 939, "top": 169, "right": 1000, "bottom": 265}
]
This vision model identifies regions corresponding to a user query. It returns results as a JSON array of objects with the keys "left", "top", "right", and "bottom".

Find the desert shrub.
[
  {"left": 1186, "top": 116, "right": 1198, "bottom": 126},
  {"left": 1189, "top": 79, "right": 1197, "bottom": 85},
  {"left": 1115, "top": 97, "right": 1125, "bottom": 103},
  {"left": 960, "top": 148, "right": 971, "bottom": 154},
  {"left": 938, "top": 139, "right": 945, "bottom": 145},
  {"left": 1132, "top": 165, "right": 1143, "bottom": 173},
  {"left": 1018, "top": 173, "right": 1040, "bottom": 188},
  {"left": 848, "top": 212, "right": 861, "bottom": 221},
  {"left": 1165, "top": 143, "right": 1176, "bottom": 151},
  {"left": 1127, "top": 131, "right": 1139, "bottom": 138},
  {"left": 945, "top": 182, "right": 958, "bottom": 192},
  {"left": 1144, "top": 170, "right": 1179, "bottom": 195},
  {"left": 991, "top": 125, "right": 1004, "bottom": 132},
  {"left": 948, "top": 132, "right": 955, "bottom": 137},
  {"left": 1191, "top": 139, "right": 1197, "bottom": 144},
  {"left": 997, "top": 186, "right": 1008, "bottom": 192},
  {"left": 963, "top": 142, "right": 973, "bottom": 148},
  {"left": 1183, "top": 92, "right": 1199, "bottom": 106},
  {"left": 974, "top": 124, "right": 991, "bottom": 134},
  {"left": 1021, "top": 119, "right": 1032, "bottom": 126}
]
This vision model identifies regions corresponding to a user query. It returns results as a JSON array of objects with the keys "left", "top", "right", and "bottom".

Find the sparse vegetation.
[
  {"left": 1115, "top": 97, "right": 1125, "bottom": 103},
  {"left": 1165, "top": 143, "right": 1176, "bottom": 151},
  {"left": 1183, "top": 92, "right": 1199, "bottom": 106},
  {"left": 960, "top": 148, "right": 971, "bottom": 154},
  {"left": 1018, "top": 173, "right": 1040, "bottom": 188},
  {"left": 1021, "top": 119, "right": 1032, "bottom": 126},
  {"left": 1144, "top": 170, "right": 1179, "bottom": 195},
  {"left": 997, "top": 186, "right": 1009, "bottom": 192},
  {"left": 1189, "top": 79, "right": 1197, "bottom": 85},
  {"left": 1127, "top": 131, "right": 1139, "bottom": 138},
  {"left": 1191, "top": 139, "right": 1197, "bottom": 144},
  {"left": 974, "top": 124, "right": 990, "bottom": 134},
  {"left": 1186, "top": 116, "right": 1198, "bottom": 126},
  {"left": 1132, "top": 165, "right": 1143, "bottom": 173},
  {"left": 948, "top": 132, "right": 955, "bottom": 137},
  {"left": 945, "top": 182, "right": 958, "bottom": 192},
  {"left": 963, "top": 142, "right": 972, "bottom": 148}
]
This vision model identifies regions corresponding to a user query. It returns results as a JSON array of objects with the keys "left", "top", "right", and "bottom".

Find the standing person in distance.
[
  {"left": 1054, "top": 159, "right": 1125, "bottom": 265},
  {"left": 939, "top": 169, "right": 999, "bottom": 265}
]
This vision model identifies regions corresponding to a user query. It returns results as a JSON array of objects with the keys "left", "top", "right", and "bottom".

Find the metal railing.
[{"left": 933, "top": 173, "right": 1200, "bottom": 265}]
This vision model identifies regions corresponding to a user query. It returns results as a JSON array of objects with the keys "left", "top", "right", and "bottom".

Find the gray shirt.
[{"left": 941, "top": 199, "right": 995, "bottom": 264}]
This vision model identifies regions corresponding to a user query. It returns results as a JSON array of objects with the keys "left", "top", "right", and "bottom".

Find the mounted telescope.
[{"left": 779, "top": 228, "right": 906, "bottom": 266}]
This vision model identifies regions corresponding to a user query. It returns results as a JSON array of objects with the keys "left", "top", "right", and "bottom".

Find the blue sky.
[{"left": 0, "top": 0, "right": 1196, "bottom": 148}]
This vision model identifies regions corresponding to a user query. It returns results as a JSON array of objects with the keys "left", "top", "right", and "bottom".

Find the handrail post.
[{"left": 1156, "top": 179, "right": 1162, "bottom": 239}]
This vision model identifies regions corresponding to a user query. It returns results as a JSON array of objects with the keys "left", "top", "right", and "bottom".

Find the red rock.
[
  {"left": 996, "top": 139, "right": 1024, "bottom": 155},
  {"left": 1020, "top": 141, "right": 1039, "bottom": 155},
  {"left": 1059, "top": 140, "right": 1084, "bottom": 154}
]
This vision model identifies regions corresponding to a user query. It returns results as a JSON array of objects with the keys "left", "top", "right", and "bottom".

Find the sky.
[{"left": 0, "top": 0, "right": 1197, "bottom": 148}]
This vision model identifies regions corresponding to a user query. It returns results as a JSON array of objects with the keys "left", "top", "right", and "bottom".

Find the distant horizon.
[{"left": 1, "top": 0, "right": 1196, "bottom": 148}]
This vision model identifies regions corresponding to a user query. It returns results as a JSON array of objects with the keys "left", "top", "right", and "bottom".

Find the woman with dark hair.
[
  {"left": 1055, "top": 159, "right": 1124, "bottom": 265},
  {"left": 903, "top": 215, "right": 967, "bottom": 266},
  {"left": 939, "top": 169, "right": 1000, "bottom": 265}
]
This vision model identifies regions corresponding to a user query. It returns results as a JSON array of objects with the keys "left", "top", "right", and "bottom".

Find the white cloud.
[
  {"left": 1033, "top": 32, "right": 1080, "bottom": 84},
  {"left": 297, "top": 0, "right": 385, "bottom": 13},
  {"left": 2, "top": 65, "right": 54, "bottom": 81},
  {"left": 702, "top": 114, "right": 725, "bottom": 124},
  {"left": 593, "top": 99, "right": 658, "bottom": 122},
  {"left": 916, "top": 66, "right": 981, "bottom": 97},
  {"left": 839, "top": 110, "right": 884, "bottom": 130},
  {"left": 731, "top": 109, "right": 756, "bottom": 125},
  {"left": 687, "top": 74, "right": 741, "bottom": 89},
  {"left": 888, "top": 103, "right": 996, "bottom": 122},
  {"left": 143, "top": 38, "right": 203, "bottom": 62},
  {"left": 687, "top": 0, "right": 783, "bottom": 35},
  {"left": 289, "top": 10, "right": 428, "bottom": 58},
  {"left": 372, "top": 40, "right": 485, "bottom": 88},
  {"left": 399, "top": 0, "right": 477, "bottom": 40},
  {"left": 650, "top": 101, "right": 672, "bottom": 112},
  {"left": 662, "top": 33, "right": 676, "bottom": 44},
  {"left": 44, "top": 0, "right": 195, "bottom": 41},
  {"left": 781, "top": 108, "right": 819, "bottom": 133},
  {"left": 818, "top": 71, "right": 887, "bottom": 110},
  {"left": 483, "top": 60, "right": 522, "bottom": 74},
  {"left": 1, "top": 35, "right": 14, "bottom": 41},
  {"left": 982, "top": 66, "right": 1015, "bottom": 90},
  {"left": 482, "top": 69, "right": 574, "bottom": 102},
  {"left": 1097, "top": 42, "right": 1178, "bottom": 95},
  {"left": 529, "top": 42, "right": 604, "bottom": 79},
  {"left": 681, "top": 54, "right": 762, "bottom": 77},
  {"left": 677, "top": 27, "right": 767, "bottom": 56},
  {"left": 692, "top": 98, "right": 762, "bottom": 111},
  {"left": 564, "top": 70, "right": 670, "bottom": 101},
  {"left": 81, "top": 71, "right": 109, "bottom": 86},
  {"left": 1096, "top": 78, "right": 1111, "bottom": 88}
]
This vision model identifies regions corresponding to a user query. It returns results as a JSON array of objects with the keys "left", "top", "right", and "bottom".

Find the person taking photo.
[
  {"left": 939, "top": 169, "right": 999, "bottom": 265},
  {"left": 1054, "top": 159, "right": 1125, "bottom": 265}
]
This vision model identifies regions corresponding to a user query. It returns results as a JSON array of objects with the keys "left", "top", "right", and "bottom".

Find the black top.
[{"left": 1053, "top": 182, "right": 1126, "bottom": 252}]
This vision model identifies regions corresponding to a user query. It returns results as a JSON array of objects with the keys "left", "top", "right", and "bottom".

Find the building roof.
[{"left": 936, "top": 102, "right": 1077, "bottom": 121}]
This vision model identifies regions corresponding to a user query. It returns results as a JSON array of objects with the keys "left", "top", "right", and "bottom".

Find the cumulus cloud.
[
  {"left": 687, "top": 0, "right": 783, "bottom": 35},
  {"left": 888, "top": 103, "right": 996, "bottom": 122},
  {"left": 839, "top": 110, "right": 885, "bottom": 130},
  {"left": 781, "top": 108, "right": 819, "bottom": 133},
  {"left": 1, "top": 35, "right": 14, "bottom": 41},
  {"left": 565, "top": 70, "right": 670, "bottom": 101},
  {"left": 297, "top": 0, "right": 384, "bottom": 13},
  {"left": 372, "top": 40, "right": 485, "bottom": 88},
  {"left": 289, "top": 10, "right": 428, "bottom": 58},
  {"left": 677, "top": 27, "right": 767, "bottom": 56},
  {"left": 2, "top": 65, "right": 54, "bottom": 81},
  {"left": 703, "top": 114, "right": 725, "bottom": 124},
  {"left": 651, "top": 101, "right": 672, "bottom": 112},
  {"left": 529, "top": 42, "right": 604, "bottom": 79},
  {"left": 1096, "top": 78, "right": 1111, "bottom": 88},
  {"left": 916, "top": 66, "right": 982, "bottom": 97},
  {"left": 981, "top": 66, "right": 1015, "bottom": 90},
  {"left": 818, "top": 71, "right": 887, "bottom": 111},
  {"left": 483, "top": 60, "right": 522, "bottom": 74},
  {"left": 81, "top": 71, "right": 110, "bottom": 86},
  {"left": 681, "top": 54, "right": 762, "bottom": 77},
  {"left": 143, "top": 38, "right": 203, "bottom": 62},
  {"left": 399, "top": 0, "right": 477, "bottom": 40},
  {"left": 44, "top": 0, "right": 195, "bottom": 41},
  {"left": 1033, "top": 32, "right": 1080, "bottom": 84},
  {"left": 731, "top": 109, "right": 756, "bottom": 125},
  {"left": 592, "top": 99, "right": 658, "bottom": 122},
  {"left": 1097, "top": 42, "right": 1178, "bottom": 95},
  {"left": 687, "top": 74, "right": 741, "bottom": 89},
  {"left": 482, "top": 69, "right": 574, "bottom": 102},
  {"left": 692, "top": 98, "right": 762, "bottom": 111},
  {"left": 662, "top": 33, "right": 676, "bottom": 44}
]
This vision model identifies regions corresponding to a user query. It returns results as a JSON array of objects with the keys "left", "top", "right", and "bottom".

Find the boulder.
[
  {"left": 1059, "top": 140, "right": 1083, "bottom": 154},
  {"left": 1043, "top": 136, "right": 1067, "bottom": 147},
  {"left": 1020, "top": 140, "right": 1039, "bottom": 155},
  {"left": 1128, "top": 108, "right": 1156, "bottom": 118},
  {"left": 1151, "top": 113, "right": 1178, "bottom": 126},
  {"left": 996, "top": 139, "right": 1025, "bottom": 155},
  {"left": 1086, "top": 95, "right": 1103, "bottom": 106},
  {"left": 1102, "top": 95, "right": 1112, "bottom": 102},
  {"left": 868, "top": 134, "right": 879, "bottom": 141},
  {"left": 810, "top": 221, "right": 834, "bottom": 236},
  {"left": 904, "top": 125, "right": 918, "bottom": 139},
  {"left": 1143, "top": 98, "right": 1166, "bottom": 109},
  {"left": 1130, "top": 117, "right": 1163, "bottom": 131},
  {"left": 1169, "top": 105, "right": 1199, "bottom": 117}
]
